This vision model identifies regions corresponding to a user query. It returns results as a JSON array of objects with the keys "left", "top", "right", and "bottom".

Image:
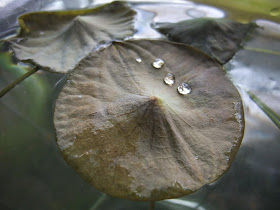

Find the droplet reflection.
[
  {"left": 152, "top": 58, "right": 165, "bottom": 69},
  {"left": 164, "top": 73, "right": 175, "bottom": 86},
  {"left": 177, "top": 83, "right": 192, "bottom": 95}
]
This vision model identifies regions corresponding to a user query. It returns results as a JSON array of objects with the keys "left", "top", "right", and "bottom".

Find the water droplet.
[
  {"left": 77, "top": 95, "right": 82, "bottom": 99},
  {"left": 177, "top": 83, "right": 192, "bottom": 95},
  {"left": 152, "top": 58, "right": 165, "bottom": 69},
  {"left": 270, "top": 7, "right": 280, "bottom": 16},
  {"left": 136, "top": 58, "right": 142, "bottom": 63},
  {"left": 233, "top": 101, "right": 243, "bottom": 131},
  {"left": 226, "top": 157, "right": 230, "bottom": 161},
  {"left": 39, "top": 31, "right": 45, "bottom": 35},
  {"left": 195, "top": 156, "right": 198, "bottom": 160},
  {"left": 164, "top": 73, "right": 175, "bottom": 86}
]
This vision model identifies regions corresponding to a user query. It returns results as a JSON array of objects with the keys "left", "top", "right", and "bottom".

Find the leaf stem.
[
  {"left": 0, "top": 66, "right": 39, "bottom": 98},
  {"left": 247, "top": 91, "right": 280, "bottom": 129},
  {"left": 244, "top": 47, "right": 280, "bottom": 56},
  {"left": 149, "top": 201, "right": 155, "bottom": 210}
]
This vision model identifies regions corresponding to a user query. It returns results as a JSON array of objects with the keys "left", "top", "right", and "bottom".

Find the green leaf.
[
  {"left": 8, "top": 1, "right": 136, "bottom": 73},
  {"left": 54, "top": 40, "right": 244, "bottom": 201},
  {"left": 154, "top": 18, "right": 256, "bottom": 64},
  {"left": 247, "top": 91, "right": 280, "bottom": 129},
  {"left": 191, "top": 0, "right": 280, "bottom": 23}
]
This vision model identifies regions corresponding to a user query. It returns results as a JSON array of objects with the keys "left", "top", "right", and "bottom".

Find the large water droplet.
[
  {"left": 136, "top": 57, "right": 142, "bottom": 63},
  {"left": 152, "top": 58, "right": 165, "bottom": 69},
  {"left": 164, "top": 73, "right": 175, "bottom": 86},
  {"left": 270, "top": 7, "right": 280, "bottom": 16},
  {"left": 177, "top": 83, "right": 192, "bottom": 95}
]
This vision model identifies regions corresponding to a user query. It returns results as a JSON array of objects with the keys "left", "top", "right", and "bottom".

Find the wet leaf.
[
  {"left": 54, "top": 40, "right": 244, "bottom": 201},
  {"left": 8, "top": 1, "right": 136, "bottom": 73},
  {"left": 154, "top": 18, "right": 256, "bottom": 64}
]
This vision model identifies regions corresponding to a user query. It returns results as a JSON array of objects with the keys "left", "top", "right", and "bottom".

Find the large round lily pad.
[{"left": 54, "top": 40, "right": 244, "bottom": 201}]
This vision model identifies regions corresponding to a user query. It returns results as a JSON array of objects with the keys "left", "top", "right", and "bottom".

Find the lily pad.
[
  {"left": 154, "top": 18, "right": 256, "bottom": 64},
  {"left": 8, "top": 1, "right": 136, "bottom": 73},
  {"left": 54, "top": 40, "right": 244, "bottom": 201}
]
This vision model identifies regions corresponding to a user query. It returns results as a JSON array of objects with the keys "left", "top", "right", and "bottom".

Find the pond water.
[{"left": 0, "top": 0, "right": 279, "bottom": 209}]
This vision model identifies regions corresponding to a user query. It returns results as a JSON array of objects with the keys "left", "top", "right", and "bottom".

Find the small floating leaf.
[
  {"left": 154, "top": 18, "right": 256, "bottom": 64},
  {"left": 54, "top": 40, "right": 244, "bottom": 201},
  {"left": 8, "top": 1, "right": 136, "bottom": 73}
]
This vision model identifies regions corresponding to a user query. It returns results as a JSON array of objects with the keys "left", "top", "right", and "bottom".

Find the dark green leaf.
[{"left": 154, "top": 18, "right": 256, "bottom": 64}]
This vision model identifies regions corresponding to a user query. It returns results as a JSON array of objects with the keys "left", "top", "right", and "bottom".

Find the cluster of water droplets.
[
  {"left": 135, "top": 57, "right": 192, "bottom": 95},
  {"left": 233, "top": 101, "right": 243, "bottom": 131}
]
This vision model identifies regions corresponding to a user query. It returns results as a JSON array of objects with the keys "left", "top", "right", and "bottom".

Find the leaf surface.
[
  {"left": 8, "top": 1, "right": 136, "bottom": 73},
  {"left": 54, "top": 40, "right": 244, "bottom": 201},
  {"left": 154, "top": 18, "right": 256, "bottom": 64}
]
